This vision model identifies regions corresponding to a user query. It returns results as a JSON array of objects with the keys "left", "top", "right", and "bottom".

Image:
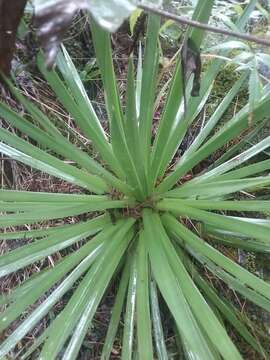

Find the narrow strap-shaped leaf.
[
  {"left": 90, "top": 20, "right": 145, "bottom": 196},
  {"left": 0, "top": 204, "right": 96, "bottom": 228},
  {"left": 135, "top": 43, "right": 143, "bottom": 117},
  {"left": 0, "top": 197, "right": 126, "bottom": 211},
  {"left": 165, "top": 177, "right": 270, "bottom": 199},
  {"left": 210, "top": 118, "right": 268, "bottom": 169},
  {"left": 0, "top": 200, "right": 124, "bottom": 228},
  {"left": 0, "top": 216, "right": 109, "bottom": 277},
  {"left": 0, "top": 220, "right": 113, "bottom": 332},
  {"left": 122, "top": 249, "right": 137, "bottom": 360},
  {"left": 181, "top": 73, "right": 248, "bottom": 161},
  {"left": 190, "top": 136, "right": 270, "bottom": 185},
  {"left": 156, "top": 91, "right": 270, "bottom": 194},
  {"left": 158, "top": 200, "right": 270, "bottom": 243},
  {"left": 136, "top": 232, "right": 153, "bottom": 359},
  {"left": 0, "top": 92, "right": 131, "bottom": 195},
  {"left": 37, "top": 53, "right": 123, "bottom": 178},
  {"left": 0, "top": 222, "right": 123, "bottom": 358},
  {"left": 186, "top": 0, "right": 215, "bottom": 47},
  {"left": 162, "top": 199, "right": 270, "bottom": 212},
  {"left": 150, "top": 280, "right": 169, "bottom": 360},
  {"left": 143, "top": 209, "right": 216, "bottom": 360},
  {"left": 0, "top": 201, "right": 88, "bottom": 212},
  {"left": 155, "top": 218, "right": 242, "bottom": 359},
  {"left": 125, "top": 57, "right": 140, "bottom": 159},
  {"left": 162, "top": 214, "right": 270, "bottom": 302},
  {"left": 203, "top": 223, "right": 270, "bottom": 253},
  {"left": 90, "top": 19, "right": 124, "bottom": 131},
  {"left": 138, "top": 14, "right": 160, "bottom": 173},
  {"left": 61, "top": 230, "right": 134, "bottom": 360},
  {"left": 101, "top": 261, "right": 130, "bottom": 360},
  {"left": 0, "top": 128, "right": 107, "bottom": 193},
  {"left": 0, "top": 197, "right": 127, "bottom": 212},
  {"left": 0, "top": 190, "right": 113, "bottom": 203},
  {"left": 39, "top": 219, "right": 134, "bottom": 360},
  {"left": 110, "top": 111, "right": 146, "bottom": 199},
  {"left": 236, "top": 0, "right": 258, "bottom": 31},
  {"left": 150, "top": 0, "right": 215, "bottom": 187},
  {"left": 90, "top": 20, "right": 130, "bottom": 180},
  {"left": 149, "top": 59, "right": 184, "bottom": 188},
  {"left": 168, "top": 227, "right": 270, "bottom": 312},
  {"left": 214, "top": 159, "right": 270, "bottom": 181},
  {"left": 0, "top": 226, "right": 62, "bottom": 241},
  {"left": 57, "top": 46, "right": 107, "bottom": 138},
  {"left": 182, "top": 256, "right": 267, "bottom": 356},
  {"left": 248, "top": 60, "right": 263, "bottom": 123},
  {"left": 124, "top": 57, "right": 148, "bottom": 193}
]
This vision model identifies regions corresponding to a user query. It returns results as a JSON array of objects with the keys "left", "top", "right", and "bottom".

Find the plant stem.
[{"left": 139, "top": 3, "right": 270, "bottom": 47}]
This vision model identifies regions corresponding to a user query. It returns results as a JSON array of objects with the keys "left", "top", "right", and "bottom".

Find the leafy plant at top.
[{"left": 0, "top": 0, "right": 270, "bottom": 359}]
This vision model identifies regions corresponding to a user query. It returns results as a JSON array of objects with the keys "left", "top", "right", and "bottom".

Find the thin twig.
[{"left": 139, "top": 3, "right": 270, "bottom": 47}]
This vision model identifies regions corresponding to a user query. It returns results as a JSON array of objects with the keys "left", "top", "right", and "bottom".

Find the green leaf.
[
  {"left": 0, "top": 200, "right": 126, "bottom": 229},
  {"left": 215, "top": 159, "right": 270, "bottom": 181},
  {"left": 0, "top": 219, "right": 112, "bottom": 332},
  {"left": 122, "top": 248, "right": 137, "bottom": 360},
  {"left": 0, "top": 128, "right": 107, "bottom": 193},
  {"left": 90, "top": 21, "right": 147, "bottom": 198},
  {"left": 0, "top": 90, "right": 127, "bottom": 193},
  {"left": 212, "top": 119, "right": 268, "bottom": 168},
  {"left": 203, "top": 223, "right": 270, "bottom": 253},
  {"left": 136, "top": 232, "right": 153, "bottom": 359},
  {"left": 90, "top": 21, "right": 124, "bottom": 135},
  {"left": 0, "top": 216, "right": 109, "bottom": 276},
  {"left": 149, "top": 213, "right": 242, "bottom": 359},
  {"left": 101, "top": 261, "right": 130, "bottom": 360},
  {"left": 181, "top": 73, "right": 248, "bottom": 160},
  {"left": 138, "top": 14, "right": 161, "bottom": 176},
  {"left": 0, "top": 190, "right": 117, "bottom": 203},
  {"left": 39, "top": 219, "right": 134, "bottom": 359},
  {"left": 165, "top": 199, "right": 270, "bottom": 212},
  {"left": 0, "top": 221, "right": 128, "bottom": 358},
  {"left": 150, "top": 0, "right": 215, "bottom": 187},
  {"left": 124, "top": 57, "right": 148, "bottom": 194},
  {"left": 236, "top": 0, "right": 258, "bottom": 31},
  {"left": 162, "top": 214, "right": 270, "bottom": 305},
  {"left": 248, "top": 61, "right": 263, "bottom": 126},
  {"left": 143, "top": 209, "right": 216, "bottom": 360},
  {"left": 166, "top": 177, "right": 270, "bottom": 199},
  {"left": 158, "top": 200, "right": 270, "bottom": 243},
  {"left": 61, "top": 230, "right": 134, "bottom": 360},
  {"left": 37, "top": 52, "right": 124, "bottom": 178},
  {"left": 150, "top": 281, "right": 168, "bottom": 360},
  {"left": 129, "top": 8, "right": 143, "bottom": 36},
  {"left": 156, "top": 69, "right": 270, "bottom": 195},
  {"left": 181, "top": 254, "right": 265, "bottom": 356},
  {"left": 207, "top": 40, "right": 251, "bottom": 52}
]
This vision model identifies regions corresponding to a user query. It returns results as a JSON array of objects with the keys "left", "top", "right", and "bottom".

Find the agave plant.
[{"left": 0, "top": 0, "right": 270, "bottom": 359}]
